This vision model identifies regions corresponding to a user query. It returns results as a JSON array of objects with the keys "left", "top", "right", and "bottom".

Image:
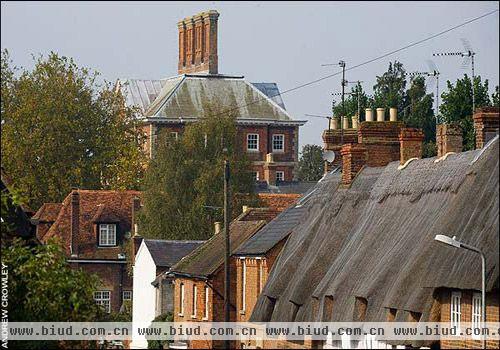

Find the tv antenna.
[
  {"left": 304, "top": 114, "right": 332, "bottom": 131},
  {"left": 408, "top": 61, "right": 441, "bottom": 123},
  {"left": 434, "top": 38, "right": 476, "bottom": 114}
]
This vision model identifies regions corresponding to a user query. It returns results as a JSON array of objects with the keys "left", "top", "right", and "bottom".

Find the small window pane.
[
  {"left": 123, "top": 290, "right": 132, "bottom": 301},
  {"left": 247, "top": 134, "right": 259, "bottom": 151},
  {"left": 276, "top": 171, "right": 285, "bottom": 182},
  {"left": 272, "top": 134, "right": 284, "bottom": 151},
  {"left": 99, "top": 224, "right": 116, "bottom": 246},
  {"left": 94, "top": 290, "right": 111, "bottom": 313}
]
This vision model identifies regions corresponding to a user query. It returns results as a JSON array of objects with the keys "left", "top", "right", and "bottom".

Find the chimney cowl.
[
  {"left": 389, "top": 108, "right": 397, "bottom": 122},
  {"left": 376, "top": 108, "right": 385, "bottom": 122},
  {"left": 365, "top": 108, "right": 373, "bottom": 122}
]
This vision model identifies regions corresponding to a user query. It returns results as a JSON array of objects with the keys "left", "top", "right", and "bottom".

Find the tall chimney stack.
[
  {"left": 178, "top": 10, "right": 219, "bottom": 75},
  {"left": 70, "top": 190, "right": 80, "bottom": 257}
]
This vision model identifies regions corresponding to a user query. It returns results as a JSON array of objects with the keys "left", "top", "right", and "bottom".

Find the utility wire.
[{"left": 185, "top": 8, "right": 499, "bottom": 120}]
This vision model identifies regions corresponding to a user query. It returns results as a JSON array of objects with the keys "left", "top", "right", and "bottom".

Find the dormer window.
[{"left": 99, "top": 224, "right": 117, "bottom": 246}]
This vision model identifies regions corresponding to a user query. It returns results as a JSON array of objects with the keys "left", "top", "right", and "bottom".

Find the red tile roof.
[
  {"left": 32, "top": 203, "right": 62, "bottom": 223},
  {"left": 41, "top": 190, "right": 141, "bottom": 259}
]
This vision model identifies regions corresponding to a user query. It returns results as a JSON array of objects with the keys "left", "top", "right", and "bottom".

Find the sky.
[{"left": 1, "top": 1, "right": 499, "bottom": 148}]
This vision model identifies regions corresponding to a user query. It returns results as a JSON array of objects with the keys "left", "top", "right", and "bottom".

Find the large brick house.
[
  {"left": 33, "top": 190, "right": 142, "bottom": 313},
  {"left": 118, "top": 10, "right": 306, "bottom": 184},
  {"left": 250, "top": 109, "right": 500, "bottom": 349}
]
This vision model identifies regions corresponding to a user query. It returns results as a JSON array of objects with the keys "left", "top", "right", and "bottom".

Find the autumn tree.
[
  {"left": 138, "top": 108, "right": 258, "bottom": 240},
  {"left": 440, "top": 74, "right": 491, "bottom": 150},
  {"left": 297, "top": 144, "right": 324, "bottom": 181},
  {"left": 1, "top": 50, "right": 145, "bottom": 209}
]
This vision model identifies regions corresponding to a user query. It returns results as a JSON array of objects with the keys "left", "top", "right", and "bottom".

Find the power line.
[{"left": 199, "top": 8, "right": 499, "bottom": 120}]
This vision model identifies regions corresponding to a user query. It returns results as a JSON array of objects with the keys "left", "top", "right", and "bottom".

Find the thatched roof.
[{"left": 251, "top": 137, "right": 499, "bottom": 325}]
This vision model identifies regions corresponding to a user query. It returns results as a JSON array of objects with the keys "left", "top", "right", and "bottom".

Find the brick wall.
[
  {"left": 146, "top": 122, "right": 298, "bottom": 182},
  {"left": 439, "top": 288, "right": 499, "bottom": 349},
  {"left": 437, "top": 123, "right": 462, "bottom": 157},
  {"left": 399, "top": 128, "right": 424, "bottom": 165},
  {"left": 322, "top": 129, "right": 358, "bottom": 168},
  {"left": 340, "top": 144, "right": 368, "bottom": 187},
  {"left": 473, "top": 107, "right": 499, "bottom": 149},
  {"left": 71, "top": 262, "right": 131, "bottom": 313},
  {"left": 358, "top": 121, "right": 403, "bottom": 167}
]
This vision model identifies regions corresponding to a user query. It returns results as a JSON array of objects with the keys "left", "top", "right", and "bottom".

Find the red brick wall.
[
  {"left": 146, "top": 123, "right": 298, "bottom": 181},
  {"left": 439, "top": 289, "right": 499, "bottom": 349},
  {"left": 70, "top": 262, "right": 131, "bottom": 314},
  {"left": 399, "top": 128, "right": 424, "bottom": 164},
  {"left": 358, "top": 121, "right": 403, "bottom": 167},
  {"left": 473, "top": 107, "right": 499, "bottom": 149}
]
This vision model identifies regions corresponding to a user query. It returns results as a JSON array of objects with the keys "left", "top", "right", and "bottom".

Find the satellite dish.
[{"left": 322, "top": 150, "right": 335, "bottom": 163}]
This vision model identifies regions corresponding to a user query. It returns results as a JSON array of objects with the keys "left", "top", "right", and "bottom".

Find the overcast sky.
[{"left": 1, "top": 1, "right": 499, "bottom": 147}]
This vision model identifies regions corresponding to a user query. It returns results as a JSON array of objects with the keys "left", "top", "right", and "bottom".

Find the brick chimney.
[
  {"left": 436, "top": 123, "right": 462, "bottom": 157},
  {"left": 357, "top": 118, "right": 403, "bottom": 167},
  {"left": 340, "top": 144, "right": 367, "bottom": 187},
  {"left": 399, "top": 128, "right": 424, "bottom": 165},
  {"left": 178, "top": 10, "right": 219, "bottom": 75},
  {"left": 70, "top": 190, "right": 80, "bottom": 257},
  {"left": 473, "top": 107, "right": 499, "bottom": 149}
]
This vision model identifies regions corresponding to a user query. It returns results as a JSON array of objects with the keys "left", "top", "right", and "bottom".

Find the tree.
[
  {"left": 492, "top": 85, "right": 499, "bottom": 107},
  {"left": 373, "top": 61, "right": 407, "bottom": 114},
  {"left": 1, "top": 50, "right": 146, "bottom": 209},
  {"left": 403, "top": 75, "right": 436, "bottom": 157},
  {"left": 332, "top": 82, "right": 372, "bottom": 121},
  {"left": 297, "top": 144, "right": 324, "bottom": 181},
  {"left": 2, "top": 238, "right": 103, "bottom": 349},
  {"left": 138, "top": 107, "right": 258, "bottom": 240},
  {"left": 440, "top": 74, "right": 491, "bottom": 150}
]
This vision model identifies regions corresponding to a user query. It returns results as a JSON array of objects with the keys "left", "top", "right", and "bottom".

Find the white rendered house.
[{"left": 130, "top": 239, "right": 203, "bottom": 349}]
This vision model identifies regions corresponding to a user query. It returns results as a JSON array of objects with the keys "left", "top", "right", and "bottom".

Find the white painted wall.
[{"left": 131, "top": 241, "right": 157, "bottom": 349}]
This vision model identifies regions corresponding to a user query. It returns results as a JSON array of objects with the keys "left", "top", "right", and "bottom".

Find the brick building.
[
  {"left": 168, "top": 206, "right": 288, "bottom": 349},
  {"left": 250, "top": 109, "right": 499, "bottom": 349},
  {"left": 33, "top": 190, "right": 142, "bottom": 313},
  {"left": 118, "top": 10, "right": 306, "bottom": 184}
]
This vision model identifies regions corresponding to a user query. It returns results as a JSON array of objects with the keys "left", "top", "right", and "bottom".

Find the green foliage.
[
  {"left": 402, "top": 75, "right": 436, "bottom": 143},
  {"left": 440, "top": 74, "right": 491, "bottom": 150},
  {"left": 138, "top": 107, "right": 257, "bottom": 240},
  {"left": 1, "top": 49, "right": 146, "bottom": 209},
  {"left": 1, "top": 238, "right": 103, "bottom": 349},
  {"left": 373, "top": 61, "right": 407, "bottom": 114},
  {"left": 422, "top": 141, "right": 437, "bottom": 158},
  {"left": 147, "top": 313, "right": 174, "bottom": 349},
  {"left": 297, "top": 144, "right": 324, "bottom": 181},
  {"left": 332, "top": 82, "right": 372, "bottom": 121},
  {"left": 492, "top": 85, "right": 499, "bottom": 107}
]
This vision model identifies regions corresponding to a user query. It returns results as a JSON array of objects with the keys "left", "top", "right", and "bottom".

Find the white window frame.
[
  {"left": 450, "top": 291, "right": 461, "bottom": 333},
  {"left": 276, "top": 171, "right": 285, "bottom": 183},
  {"left": 247, "top": 134, "right": 259, "bottom": 152},
  {"left": 191, "top": 285, "right": 197, "bottom": 318},
  {"left": 252, "top": 171, "right": 260, "bottom": 182},
  {"left": 179, "top": 283, "right": 185, "bottom": 316},
  {"left": 169, "top": 131, "right": 179, "bottom": 140},
  {"left": 94, "top": 290, "right": 111, "bottom": 313},
  {"left": 99, "top": 224, "right": 116, "bottom": 246},
  {"left": 203, "top": 286, "right": 209, "bottom": 320},
  {"left": 240, "top": 258, "right": 246, "bottom": 312},
  {"left": 472, "top": 292, "right": 482, "bottom": 339},
  {"left": 122, "top": 290, "right": 132, "bottom": 301},
  {"left": 272, "top": 134, "right": 285, "bottom": 152}
]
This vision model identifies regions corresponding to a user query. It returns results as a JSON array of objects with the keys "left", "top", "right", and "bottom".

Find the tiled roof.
[
  {"left": 31, "top": 203, "right": 62, "bottom": 223},
  {"left": 170, "top": 220, "right": 266, "bottom": 278},
  {"left": 169, "top": 207, "right": 281, "bottom": 278},
  {"left": 255, "top": 181, "right": 317, "bottom": 194},
  {"left": 143, "top": 239, "right": 205, "bottom": 268},
  {"left": 257, "top": 193, "right": 301, "bottom": 212},
  {"left": 42, "top": 190, "right": 141, "bottom": 259}
]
